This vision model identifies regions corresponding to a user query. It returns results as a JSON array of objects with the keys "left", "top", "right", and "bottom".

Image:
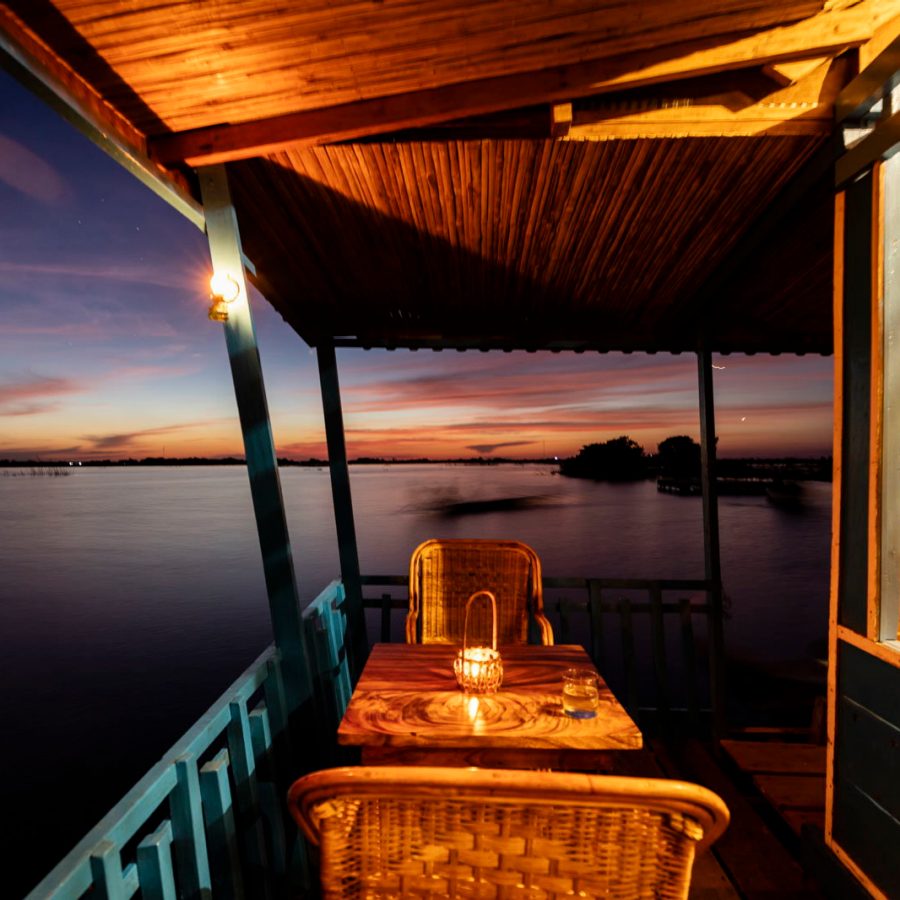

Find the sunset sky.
[{"left": 0, "top": 70, "right": 833, "bottom": 462}]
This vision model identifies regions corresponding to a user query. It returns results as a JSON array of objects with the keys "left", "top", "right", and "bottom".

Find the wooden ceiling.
[
  {"left": 3, "top": 1, "right": 900, "bottom": 353},
  {"left": 229, "top": 136, "right": 831, "bottom": 353}
]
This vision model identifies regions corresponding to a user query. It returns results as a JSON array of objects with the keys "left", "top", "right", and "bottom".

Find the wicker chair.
[
  {"left": 288, "top": 765, "right": 730, "bottom": 900},
  {"left": 407, "top": 538, "right": 553, "bottom": 645}
]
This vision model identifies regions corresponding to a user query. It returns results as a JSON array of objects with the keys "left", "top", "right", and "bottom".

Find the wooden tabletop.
[{"left": 338, "top": 644, "right": 641, "bottom": 767}]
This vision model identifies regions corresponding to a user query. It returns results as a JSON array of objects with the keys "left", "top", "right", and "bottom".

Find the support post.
[
  {"left": 881, "top": 154, "right": 900, "bottom": 641},
  {"left": 316, "top": 342, "right": 368, "bottom": 674},
  {"left": 198, "top": 164, "right": 307, "bottom": 713},
  {"left": 698, "top": 348, "right": 727, "bottom": 736}
]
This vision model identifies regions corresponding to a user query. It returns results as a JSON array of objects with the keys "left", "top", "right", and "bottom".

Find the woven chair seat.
[
  {"left": 289, "top": 766, "right": 730, "bottom": 900},
  {"left": 407, "top": 539, "right": 553, "bottom": 645}
]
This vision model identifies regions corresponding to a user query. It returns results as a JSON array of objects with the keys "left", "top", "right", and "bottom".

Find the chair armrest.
[
  {"left": 534, "top": 611, "right": 554, "bottom": 646},
  {"left": 405, "top": 610, "right": 419, "bottom": 643}
]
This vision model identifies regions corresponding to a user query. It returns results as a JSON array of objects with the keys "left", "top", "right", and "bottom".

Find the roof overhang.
[{"left": 4, "top": 1, "right": 900, "bottom": 355}]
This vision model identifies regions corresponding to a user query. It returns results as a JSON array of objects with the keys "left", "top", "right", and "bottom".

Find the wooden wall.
[
  {"left": 828, "top": 164, "right": 900, "bottom": 899},
  {"left": 832, "top": 643, "right": 900, "bottom": 893},
  {"left": 837, "top": 173, "right": 873, "bottom": 635}
]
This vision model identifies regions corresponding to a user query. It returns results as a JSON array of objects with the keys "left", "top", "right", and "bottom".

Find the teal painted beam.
[
  {"left": 198, "top": 164, "right": 309, "bottom": 714},
  {"left": 697, "top": 349, "right": 726, "bottom": 736},
  {"left": 316, "top": 342, "right": 368, "bottom": 675}
]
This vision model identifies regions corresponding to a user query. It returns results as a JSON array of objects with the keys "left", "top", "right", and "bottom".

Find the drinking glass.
[{"left": 562, "top": 668, "right": 600, "bottom": 718}]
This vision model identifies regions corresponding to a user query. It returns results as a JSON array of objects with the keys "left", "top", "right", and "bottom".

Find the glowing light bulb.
[{"left": 209, "top": 272, "right": 240, "bottom": 303}]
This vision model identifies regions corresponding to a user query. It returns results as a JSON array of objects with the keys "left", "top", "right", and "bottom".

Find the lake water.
[{"left": 0, "top": 463, "right": 831, "bottom": 894}]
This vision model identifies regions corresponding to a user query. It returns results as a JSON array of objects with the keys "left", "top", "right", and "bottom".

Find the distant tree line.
[
  {"left": 559, "top": 435, "right": 831, "bottom": 482},
  {"left": 0, "top": 455, "right": 558, "bottom": 469}
]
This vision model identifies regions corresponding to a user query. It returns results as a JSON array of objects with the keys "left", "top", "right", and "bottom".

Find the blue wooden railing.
[
  {"left": 27, "top": 573, "right": 717, "bottom": 896},
  {"left": 27, "top": 581, "right": 351, "bottom": 900},
  {"left": 360, "top": 574, "right": 719, "bottom": 727}
]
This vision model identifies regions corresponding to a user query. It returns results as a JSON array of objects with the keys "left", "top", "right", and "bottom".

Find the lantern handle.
[{"left": 463, "top": 590, "right": 498, "bottom": 655}]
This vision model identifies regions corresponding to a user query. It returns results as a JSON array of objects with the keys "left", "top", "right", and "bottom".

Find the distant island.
[{"left": 559, "top": 435, "right": 832, "bottom": 484}]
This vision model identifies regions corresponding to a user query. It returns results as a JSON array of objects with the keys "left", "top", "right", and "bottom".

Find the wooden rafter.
[
  {"left": 148, "top": 0, "right": 897, "bottom": 166},
  {"left": 367, "top": 64, "right": 833, "bottom": 143},
  {"left": 836, "top": 110, "right": 900, "bottom": 187},
  {"left": 564, "top": 57, "right": 849, "bottom": 141},
  {"left": 762, "top": 56, "right": 831, "bottom": 87},
  {"left": 550, "top": 103, "right": 573, "bottom": 138},
  {"left": 836, "top": 14, "right": 900, "bottom": 123}
]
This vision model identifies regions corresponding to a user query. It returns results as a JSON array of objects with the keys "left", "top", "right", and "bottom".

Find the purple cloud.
[
  {"left": 0, "top": 374, "right": 84, "bottom": 416},
  {"left": 0, "top": 135, "right": 70, "bottom": 205}
]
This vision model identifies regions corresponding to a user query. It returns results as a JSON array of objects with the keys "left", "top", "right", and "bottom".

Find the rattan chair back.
[
  {"left": 288, "top": 765, "right": 730, "bottom": 900},
  {"left": 407, "top": 538, "right": 553, "bottom": 645}
]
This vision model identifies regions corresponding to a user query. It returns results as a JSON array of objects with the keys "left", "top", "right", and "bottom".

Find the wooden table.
[{"left": 338, "top": 643, "right": 642, "bottom": 770}]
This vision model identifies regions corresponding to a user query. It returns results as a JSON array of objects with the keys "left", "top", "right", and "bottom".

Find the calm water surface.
[{"left": 1, "top": 464, "right": 830, "bottom": 893}]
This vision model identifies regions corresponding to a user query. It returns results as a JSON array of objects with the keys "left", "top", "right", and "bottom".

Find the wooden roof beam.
[
  {"left": 149, "top": 0, "right": 898, "bottom": 166},
  {"left": 565, "top": 57, "right": 849, "bottom": 141},
  {"left": 0, "top": 7, "right": 204, "bottom": 230},
  {"left": 347, "top": 67, "right": 807, "bottom": 143},
  {"left": 763, "top": 56, "right": 832, "bottom": 88},
  {"left": 836, "top": 109, "right": 900, "bottom": 187},
  {"left": 836, "top": 13, "right": 900, "bottom": 123},
  {"left": 550, "top": 103, "right": 573, "bottom": 138}
]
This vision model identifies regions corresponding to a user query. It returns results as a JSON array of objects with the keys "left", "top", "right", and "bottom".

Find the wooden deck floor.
[
  {"left": 720, "top": 739, "right": 826, "bottom": 842},
  {"left": 614, "top": 739, "right": 826, "bottom": 899}
]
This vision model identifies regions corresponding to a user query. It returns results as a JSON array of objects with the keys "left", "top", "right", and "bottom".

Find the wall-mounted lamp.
[{"left": 208, "top": 272, "right": 240, "bottom": 321}]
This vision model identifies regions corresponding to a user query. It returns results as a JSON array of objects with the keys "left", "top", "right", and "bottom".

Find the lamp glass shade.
[{"left": 209, "top": 272, "right": 240, "bottom": 303}]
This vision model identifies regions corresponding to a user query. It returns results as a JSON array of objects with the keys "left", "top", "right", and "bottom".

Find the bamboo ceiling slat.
[
  {"left": 228, "top": 135, "right": 829, "bottom": 353},
  {"left": 11, "top": 0, "right": 823, "bottom": 134}
]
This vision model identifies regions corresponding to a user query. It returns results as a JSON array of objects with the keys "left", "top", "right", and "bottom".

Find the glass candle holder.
[
  {"left": 454, "top": 645, "right": 503, "bottom": 693},
  {"left": 453, "top": 590, "right": 503, "bottom": 694}
]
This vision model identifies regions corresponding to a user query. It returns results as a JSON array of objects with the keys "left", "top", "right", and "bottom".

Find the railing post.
[
  {"left": 198, "top": 164, "right": 308, "bottom": 714},
  {"left": 316, "top": 341, "right": 368, "bottom": 674},
  {"left": 698, "top": 348, "right": 727, "bottom": 736},
  {"left": 170, "top": 755, "right": 211, "bottom": 899}
]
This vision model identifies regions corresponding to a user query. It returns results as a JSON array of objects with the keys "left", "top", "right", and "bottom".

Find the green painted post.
[
  {"left": 198, "top": 165, "right": 308, "bottom": 714},
  {"left": 316, "top": 341, "right": 368, "bottom": 674},
  {"left": 226, "top": 699, "right": 270, "bottom": 897},
  {"left": 89, "top": 841, "right": 127, "bottom": 900},
  {"left": 136, "top": 821, "right": 178, "bottom": 900},
  {"left": 199, "top": 752, "right": 244, "bottom": 899},
  {"left": 170, "top": 755, "right": 211, "bottom": 899},
  {"left": 698, "top": 348, "right": 726, "bottom": 736}
]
